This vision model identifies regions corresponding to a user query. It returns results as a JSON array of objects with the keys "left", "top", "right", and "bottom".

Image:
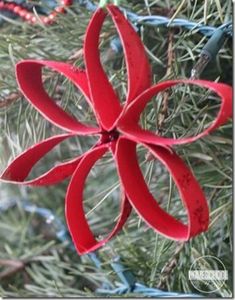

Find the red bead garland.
[{"left": 0, "top": 0, "right": 73, "bottom": 25}]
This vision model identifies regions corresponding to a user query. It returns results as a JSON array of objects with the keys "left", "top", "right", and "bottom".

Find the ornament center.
[{"left": 101, "top": 130, "right": 119, "bottom": 144}]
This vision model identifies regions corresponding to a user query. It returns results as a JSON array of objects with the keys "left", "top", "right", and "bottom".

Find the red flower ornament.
[{"left": 1, "top": 5, "right": 232, "bottom": 255}]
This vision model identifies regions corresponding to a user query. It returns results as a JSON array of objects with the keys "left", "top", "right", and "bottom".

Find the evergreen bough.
[{"left": 0, "top": 0, "right": 232, "bottom": 297}]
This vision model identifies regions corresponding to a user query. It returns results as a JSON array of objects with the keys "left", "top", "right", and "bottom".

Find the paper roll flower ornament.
[{"left": 1, "top": 5, "right": 232, "bottom": 255}]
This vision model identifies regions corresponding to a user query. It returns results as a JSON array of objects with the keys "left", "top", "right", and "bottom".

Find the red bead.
[
  {"left": 31, "top": 16, "right": 37, "bottom": 24},
  {"left": 61, "top": 0, "right": 73, "bottom": 6},
  {"left": 42, "top": 16, "right": 49, "bottom": 24},
  {"left": 0, "top": 0, "right": 73, "bottom": 26},
  {"left": 19, "top": 9, "right": 27, "bottom": 18},
  {"left": 55, "top": 6, "right": 65, "bottom": 13},
  {"left": 13, "top": 6, "right": 21, "bottom": 13},
  {"left": 49, "top": 12, "right": 57, "bottom": 20},
  {"left": 8, "top": 3, "right": 15, "bottom": 9},
  {"left": 25, "top": 13, "right": 32, "bottom": 21}
]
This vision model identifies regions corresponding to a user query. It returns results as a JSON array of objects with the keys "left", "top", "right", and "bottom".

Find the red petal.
[
  {"left": 16, "top": 60, "right": 100, "bottom": 134},
  {"left": 1, "top": 134, "right": 74, "bottom": 184},
  {"left": 118, "top": 80, "right": 232, "bottom": 146},
  {"left": 107, "top": 5, "right": 152, "bottom": 104},
  {"left": 24, "top": 156, "right": 83, "bottom": 186},
  {"left": 115, "top": 137, "right": 209, "bottom": 240},
  {"left": 84, "top": 8, "right": 122, "bottom": 131},
  {"left": 66, "top": 143, "right": 132, "bottom": 255}
]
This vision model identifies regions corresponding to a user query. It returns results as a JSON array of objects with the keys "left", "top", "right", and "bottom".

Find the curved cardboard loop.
[
  {"left": 107, "top": 5, "right": 152, "bottom": 105},
  {"left": 115, "top": 137, "right": 209, "bottom": 240},
  {"left": 0, "top": 133, "right": 82, "bottom": 186},
  {"left": 66, "top": 143, "right": 132, "bottom": 255},
  {"left": 16, "top": 60, "right": 100, "bottom": 134},
  {"left": 118, "top": 80, "right": 232, "bottom": 146},
  {"left": 84, "top": 8, "right": 122, "bottom": 131}
]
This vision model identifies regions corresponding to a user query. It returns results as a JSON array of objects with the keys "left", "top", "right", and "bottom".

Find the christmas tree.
[{"left": 0, "top": 0, "right": 232, "bottom": 297}]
